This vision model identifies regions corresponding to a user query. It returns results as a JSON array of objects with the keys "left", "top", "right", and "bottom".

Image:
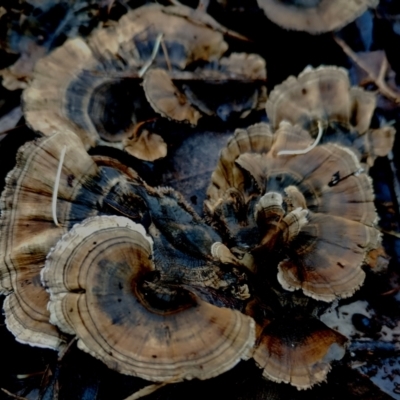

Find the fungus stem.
[
  {"left": 277, "top": 121, "right": 323, "bottom": 156},
  {"left": 139, "top": 33, "right": 164, "bottom": 77},
  {"left": 52, "top": 145, "right": 67, "bottom": 227}
]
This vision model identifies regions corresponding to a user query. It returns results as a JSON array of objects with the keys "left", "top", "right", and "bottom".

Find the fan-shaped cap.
[
  {"left": 277, "top": 212, "right": 380, "bottom": 302},
  {"left": 0, "top": 130, "right": 101, "bottom": 348},
  {"left": 256, "top": 0, "right": 379, "bottom": 34},
  {"left": 205, "top": 122, "right": 274, "bottom": 213},
  {"left": 143, "top": 69, "right": 202, "bottom": 125},
  {"left": 43, "top": 215, "right": 255, "bottom": 381},
  {"left": 182, "top": 53, "right": 267, "bottom": 121},
  {"left": 123, "top": 122, "right": 167, "bottom": 161},
  {"left": 266, "top": 66, "right": 395, "bottom": 164},
  {"left": 254, "top": 315, "right": 348, "bottom": 389}
]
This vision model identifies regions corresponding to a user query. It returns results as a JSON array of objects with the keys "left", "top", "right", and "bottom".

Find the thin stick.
[
  {"left": 1, "top": 388, "right": 28, "bottom": 400},
  {"left": 58, "top": 336, "right": 78, "bottom": 361},
  {"left": 52, "top": 145, "right": 67, "bottom": 227},
  {"left": 278, "top": 121, "right": 323, "bottom": 156},
  {"left": 334, "top": 36, "right": 400, "bottom": 104},
  {"left": 138, "top": 33, "right": 163, "bottom": 77},
  {"left": 123, "top": 382, "right": 171, "bottom": 400},
  {"left": 16, "top": 371, "right": 45, "bottom": 379},
  {"left": 197, "top": 0, "right": 210, "bottom": 11},
  {"left": 387, "top": 150, "right": 400, "bottom": 217},
  {"left": 160, "top": 36, "right": 172, "bottom": 73},
  {"left": 378, "top": 228, "right": 400, "bottom": 239}
]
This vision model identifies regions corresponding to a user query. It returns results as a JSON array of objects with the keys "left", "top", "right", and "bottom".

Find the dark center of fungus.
[{"left": 135, "top": 275, "right": 197, "bottom": 315}]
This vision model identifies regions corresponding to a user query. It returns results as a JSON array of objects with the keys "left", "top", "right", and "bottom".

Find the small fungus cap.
[
  {"left": 253, "top": 316, "right": 348, "bottom": 389},
  {"left": 266, "top": 66, "right": 395, "bottom": 165},
  {"left": 143, "top": 69, "right": 202, "bottom": 125},
  {"left": 256, "top": 0, "right": 379, "bottom": 34},
  {"left": 42, "top": 216, "right": 256, "bottom": 381}
]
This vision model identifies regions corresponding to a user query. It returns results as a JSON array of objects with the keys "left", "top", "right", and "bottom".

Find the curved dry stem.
[
  {"left": 277, "top": 121, "right": 323, "bottom": 156},
  {"left": 139, "top": 33, "right": 164, "bottom": 77},
  {"left": 52, "top": 145, "right": 67, "bottom": 227}
]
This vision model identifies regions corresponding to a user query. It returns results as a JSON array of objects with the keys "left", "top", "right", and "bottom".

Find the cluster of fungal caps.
[
  {"left": 0, "top": 0, "right": 397, "bottom": 393},
  {"left": 22, "top": 3, "right": 266, "bottom": 161},
  {"left": 0, "top": 63, "right": 395, "bottom": 392}
]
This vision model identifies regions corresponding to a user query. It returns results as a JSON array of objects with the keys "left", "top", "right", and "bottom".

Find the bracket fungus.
[
  {"left": 256, "top": 0, "right": 379, "bottom": 34},
  {"left": 266, "top": 66, "right": 396, "bottom": 167},
  {"left": 253, "top": 315, "right": 348, "bottom": 389},
  {"left": 42, "top": 215, "right": 255, "bottom": 381},
  {"left": 206, "top": 120, "right": 381, "bottom": 301}
]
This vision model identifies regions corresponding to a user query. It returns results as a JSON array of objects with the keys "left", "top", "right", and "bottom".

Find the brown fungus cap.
[
  {"left": 123, "top": 122, "right": 167, "bottom": 162},
  {"left": 181, "top": 53, "right": 267, "bottom": 121},
  {"left": 253, "top": 315, "right": 348, "bottom": 389},
  {"left": 256, "top": 0, "right": 379, "bottom": 34},
  {"left": 277, "top": 212, "right": 379, "bottom": 301},
  {"left": 143, "top": 69, "right": 202, "bottom": 125},
  {"left": 205, "top": 122, "right": 274, "bottom": 214},
  {"left": 42, "top": 216, "right": 255, "bottom": 381},
  {"left": 266, "top": 66, "right": 395, "bottom": 165},
  {"left": 0, "top": 130, "right": 100, "bottom": 348}
]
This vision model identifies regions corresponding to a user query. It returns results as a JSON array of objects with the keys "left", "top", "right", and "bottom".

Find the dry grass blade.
[
  {"left": 123, "top": 382, "right": 172, "bottom": 400},
  {"left": 334, "top": 36, "right": 400, "bottom": 104},
  {"left": 0, "top": 388, "right": 28, "bottom": 400},
  {"left": 277, "top": 121, "right": 323, "bottom": 156},
  {"left": 52, "top": 145, "right": 67, "bottom": 227}
]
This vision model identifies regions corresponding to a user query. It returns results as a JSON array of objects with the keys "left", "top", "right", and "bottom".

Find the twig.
[
  {"left": 0, "top": 388, "right": 28, "bottom": 400},
  {"left": 378, "top": 228, "right": 400, "bottom": 239},
  {"left": 278, "top": 121, "right": 323, "bottom": 156},
  {"left": 197, "top": 0, "right": 210, "bottom": 11},
  {"left": 15, "top": 371, "right": 45, "bottom": 379},
  {"left": 123, "top": 382, "right": 171, "bottom": 400},
  {"left": 52, "top": 145, "right": 67, "bottom": 227},
  {"left": 160, "top": 37, "right": 172, "bottom": 73},
  {"left": 380, "top": 287, "right": 400, "bottom": 296},
  {"left": 334, "top": 36, "right": 400, "bottom": 104},
  {"left": 138, "top": 33, "right": 163, "bottom": 77},
  {"left": 58, "top": 336, "right": 78, "bottom": 361},
  {"left": 387, "top": 150, "right": 400, "bottom": 217}
]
